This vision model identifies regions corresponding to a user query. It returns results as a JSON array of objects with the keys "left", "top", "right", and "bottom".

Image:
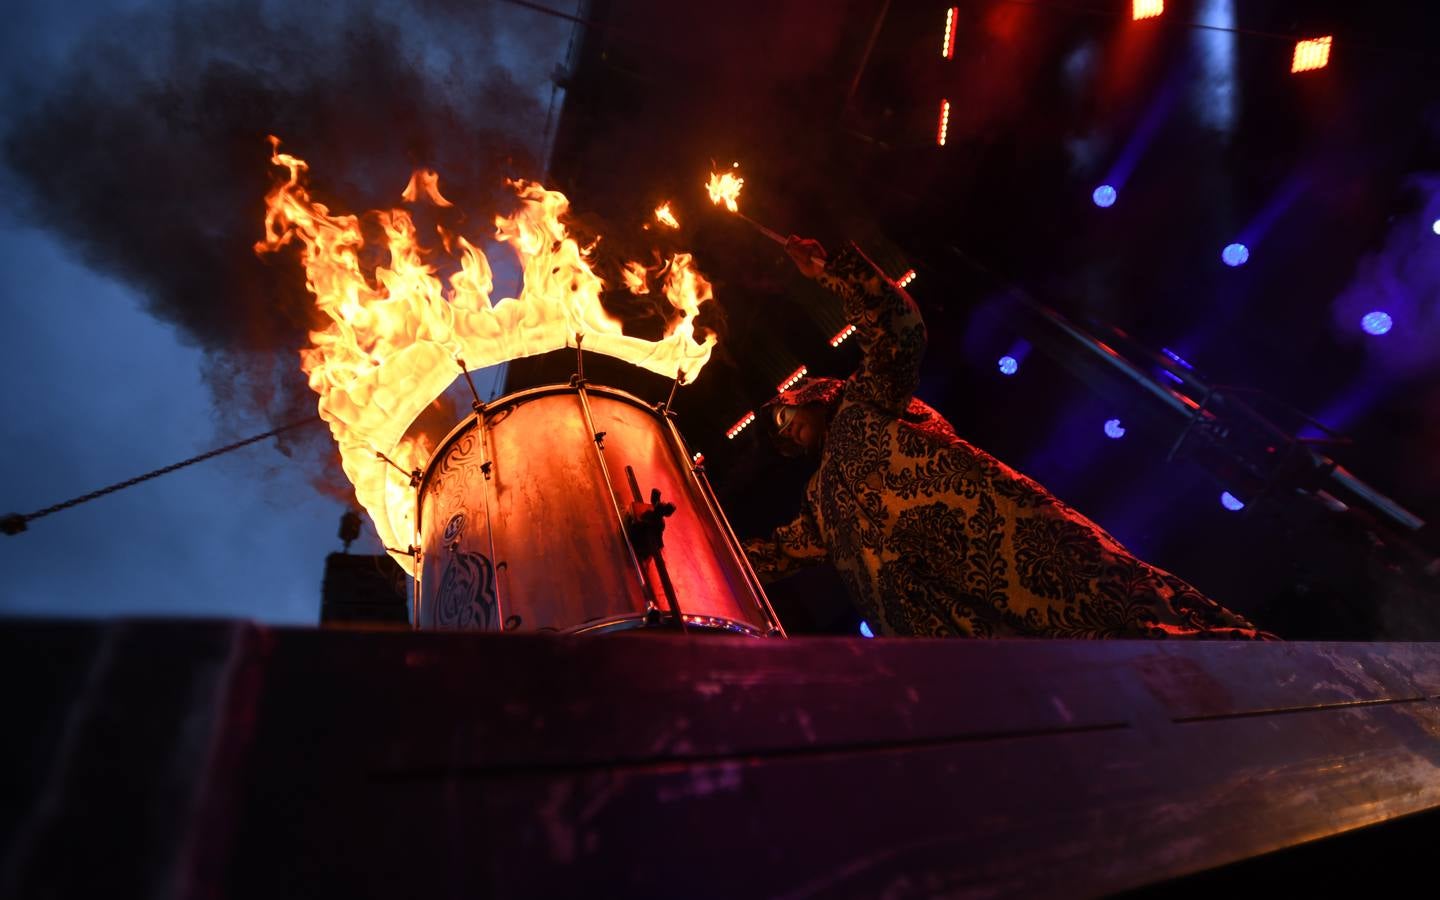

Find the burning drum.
[{"left": 415, "top": 383, "right": 784, "bottom": 636}]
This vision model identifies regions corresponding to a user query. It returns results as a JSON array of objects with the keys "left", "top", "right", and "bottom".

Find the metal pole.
[{"left": 570, "top": 344, "right": 662, "bottom": 618}]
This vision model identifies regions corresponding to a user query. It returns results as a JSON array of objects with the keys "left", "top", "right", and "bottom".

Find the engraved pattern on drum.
[{"left": 434, "top": 512, "right": 498, "bottom": 630}]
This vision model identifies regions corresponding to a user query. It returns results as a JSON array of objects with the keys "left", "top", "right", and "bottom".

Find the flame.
[
  {"left": 401, "top": 169, "right": 452, "bottom": 207},
  {"left": 706, "top": 171, "right": 744, "bottom": 213},
  {"left": 256, "top": 138, "right": 717, "bottom": 565},
  {"left": 654, "top": 203, "right": 679, "bottom": 228},
  {"left": 621, "top": 261, "right": 649, "bottom": 294}
]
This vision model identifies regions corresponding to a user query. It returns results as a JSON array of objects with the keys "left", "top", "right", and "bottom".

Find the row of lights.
[
  {"left": 725, "top": 411, "right": 756, "bottom": 440},
  {"left": 777, "top": 365, "right": 809, "bottom": 392},
  {"left": 726, "top": 262, "right": 916, "bottom": 441}
]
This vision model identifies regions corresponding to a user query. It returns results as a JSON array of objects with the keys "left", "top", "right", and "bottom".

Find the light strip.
[
  {"left": 936, "top": 99, "right": 950, "bottom": 147},
  {"left": 942, "top": 7, "right": 957, "bottom": 58},
  {"left": 1132, "top": 0, "right": 1163, "bottom": 21},
  {"left": 725, "top": 411, "right": 756, "bottom": 440},
  {"left": 829, "top": 324, "right": 857, "bottom": 348},
  {"left": 1291, "top": 35, "right": 1333, "bottom": 73},
  {"left": 777, "top": 365, "right": 808, "bottom": 393}
]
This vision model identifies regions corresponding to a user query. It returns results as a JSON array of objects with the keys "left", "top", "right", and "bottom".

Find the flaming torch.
[{"left": 705, "top": 168, "right": 787, "bottom": 247}]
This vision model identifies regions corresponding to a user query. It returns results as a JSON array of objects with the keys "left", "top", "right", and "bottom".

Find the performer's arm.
[
  {"left": 792, "top": 238, "right": 927, "bottom": 414},
  {"left": 742, "top": 506, "right": 828, "bottom": 583}
]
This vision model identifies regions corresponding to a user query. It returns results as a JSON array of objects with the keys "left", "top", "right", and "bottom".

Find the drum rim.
[
  {"left": 569, "top": 612, "right": 769, "bottom": 637},
  {"left": 417, "top": 382, "right": 660, "bottom": 503}
]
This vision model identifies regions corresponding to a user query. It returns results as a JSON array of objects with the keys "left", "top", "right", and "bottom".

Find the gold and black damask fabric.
[{"left": 742, "top": 244, "right": 1273, "bottom": 639}]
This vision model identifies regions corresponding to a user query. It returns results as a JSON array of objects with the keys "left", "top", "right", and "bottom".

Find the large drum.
[{"left": 415, "top": 383, "right": 784, "bottom": 636}]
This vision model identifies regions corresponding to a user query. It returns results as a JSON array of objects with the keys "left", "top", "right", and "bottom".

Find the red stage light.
[
  {"left": 1291, "top": 36, "right": 1332, "bottom": 73},
  {"left": 777, "top": 366, "right": 808, "bottom": 393},
  {"left": 725, "top": 411, "right": 756, "bottom": 440},
  {"left": 829, "top": 324, "right": 857, "bottom": 348},
  {"left": 936, "top": 99, "right": 950, "bottom": 147},
  {"left": 1132, "top": 0, "right": 1163, "bottom": 20},
  {"left": 691, "top": 451, "right": 704, "bottom": 467},
  {"left": 896, "top": 268, "right": 917, "bottom": 288},
  {"left": 942, "top": 7, "right": 957, "bottom": 59}
]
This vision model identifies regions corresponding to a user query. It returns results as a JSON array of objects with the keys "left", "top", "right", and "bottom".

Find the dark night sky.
[{"left": 0, "top": 0, "right": 575, "bottom": 622}]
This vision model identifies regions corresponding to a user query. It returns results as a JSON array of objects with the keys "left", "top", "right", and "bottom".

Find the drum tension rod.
[
  {"left": 656, "top": 369, "right": 685, "bottom": 418},
  {"left": 571, "top": 332, "right": 587, "bottom": 386},
  {"left": 375, "top": 449, "right": 422, "bottom": 487},
  {"left": 454, "top": 358, "right": 493, "bottom": 480},
  {"left": 455, "top": 357, "right": 487, "bottom": 415}
]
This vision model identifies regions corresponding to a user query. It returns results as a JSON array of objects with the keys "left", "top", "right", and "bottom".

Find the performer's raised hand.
[{"left": 786, "top": 235, "right": 827, "bottom": 278}]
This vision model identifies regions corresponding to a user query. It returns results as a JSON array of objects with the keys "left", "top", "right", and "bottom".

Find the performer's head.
[{"left": 764, "top": 377, "right": 843, "bottom": 458}]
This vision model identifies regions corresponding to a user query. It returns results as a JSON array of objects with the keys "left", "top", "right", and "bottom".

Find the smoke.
[
  {"left": 1331, "top": 173, "right": 1440, "bottom": 379},
  {"left": 1, "top": 0, "right": 568, "bottom": 499}
]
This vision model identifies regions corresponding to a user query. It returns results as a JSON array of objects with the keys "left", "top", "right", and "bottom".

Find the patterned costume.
[{"left": 742, "top": 244, "right": 1272, "bottom": 639}]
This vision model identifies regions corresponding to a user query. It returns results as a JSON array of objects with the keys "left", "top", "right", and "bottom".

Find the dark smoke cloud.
[{"left": 2, "top": 0, "right": 567, "bottom": 498}]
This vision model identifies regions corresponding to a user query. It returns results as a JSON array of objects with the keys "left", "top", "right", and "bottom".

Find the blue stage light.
[
  {"left": 1221, "top": 243, "right": 1249, "bottom": 267},
  {"left": 1220, "top": 491, "right": 1245, "bottom": 511},
  {"left": 1361, "top": 311, "right": 1393, "bottom": 336},
  {"left": 1092, "top": 184, "right": 1117, "bottom": 208},
  {"left": 1433, "top": 218, "right": 1440, "bottom": 236},
  {"left": 1104, "top": 418, "right": 1126, "bottom": 439},
  {"left": 859, "top": 621, "right": 875, "bottom": 638},
  {"left": 998, "top": 355, "right": 1019, "bottom": 375}
]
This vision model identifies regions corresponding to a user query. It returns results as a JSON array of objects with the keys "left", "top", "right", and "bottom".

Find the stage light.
[
  {"left": 1432, "top": 218, "right": 1440, "bottom": 236},
  {"left": 1291, "top": 36, "right": 1332, "bottom": 74},
  {"left": 691, "top": 452, "right": 704, "bottom": 467},
  {"left": 1104, "top": 418, "right": 1126, "bottom": 439},
  {"left": 896, "top": 268, "right": 917, "bottom": 288},
  {"left": 1092, "top": 184, "right": 1117, "bottom": 208},
  {"left": 1221, "top": 242, "right": 1249, "bottom": 267},
  {"left": 1361, "top": 311, "right": 1393, "bottom": 336},
  {"left": 725, "top": 411, "right": 756, "bottom": 440},
  {"left": 1220, "top": 491, "right": 1245, "bottom": 511},
  {"left": 942, "top": 7, "right": 957, "bottom": 59},
  {"left": 998, "top": 355, "right": 1019, "bottom": 376},
  {"left": 1161, "top": 348, "right": 1194, "bottom": 370},
  {"left": 936, "top": 99, "right": 950, "bottom": 147},
  {"left": 1132, "top": 0, "right": 1163, "bottom": 21},
  {"left": 829, "top": 324, "right": 857, "bottom": 348},
  {"left": 777, "top": 365, "right": 808, "bottom": 392},
  {"left": 859, "top": 620, "right": 875, "bottom": 638}
]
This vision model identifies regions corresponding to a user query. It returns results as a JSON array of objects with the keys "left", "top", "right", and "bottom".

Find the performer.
[{"left": 742, "top": 237, "right": 1275, "bottom": 639}]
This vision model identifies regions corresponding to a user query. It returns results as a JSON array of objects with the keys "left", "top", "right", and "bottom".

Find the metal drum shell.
[{"left": 414, "top": 384, "right": 779, "bottom": 637}]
